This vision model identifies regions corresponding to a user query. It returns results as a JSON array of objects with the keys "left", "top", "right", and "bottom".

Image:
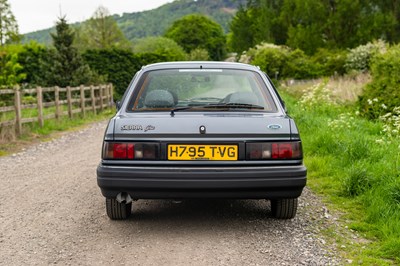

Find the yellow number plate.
[{"left": 168, "top": 145, "right": 238, "bottom": 161}]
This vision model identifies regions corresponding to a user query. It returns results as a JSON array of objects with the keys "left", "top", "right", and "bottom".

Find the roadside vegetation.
[
  {"left": 0, "top": 108, "right": 113, "bottom": 157},
  {"left": 280, "top": 81, "right": 400, "bottom": 264}
]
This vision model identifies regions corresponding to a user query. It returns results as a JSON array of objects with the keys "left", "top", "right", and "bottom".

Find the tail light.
[
  {"left": 103, "top": 142, "right": 159, "bottom": 160},
  {"left": 246, "top": 142, "right": 302, "bottom": 160}
]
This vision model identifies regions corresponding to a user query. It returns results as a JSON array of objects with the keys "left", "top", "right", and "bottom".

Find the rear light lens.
[
  {"left": 246, "top": 142, "right": 302, "bottom": 160},
  {"left": 103, "top": 142, "right": 159, "bottom": 160}
]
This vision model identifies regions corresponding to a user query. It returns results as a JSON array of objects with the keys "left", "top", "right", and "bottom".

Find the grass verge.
[
  {"left": 280, "top": 86, "right": 400, "bottom": 264},
  {"left": 0, "top": 109, "right": 114, "bottom": 157}
]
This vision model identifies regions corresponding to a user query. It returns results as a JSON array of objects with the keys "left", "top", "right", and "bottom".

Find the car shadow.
[{"left": 124, "top": 199, "right": 279, "bottom": 227}]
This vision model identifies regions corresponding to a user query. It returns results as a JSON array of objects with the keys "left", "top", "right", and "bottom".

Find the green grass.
[
  {"left": 0, "top": 109, "right": 114, "bottom": 156},
  {"left": 281, "top": 90, "right": 400, "bottom": 264}
]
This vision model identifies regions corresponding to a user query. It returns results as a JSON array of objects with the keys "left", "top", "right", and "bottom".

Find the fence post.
[
  {"left": 109, "top": 84, "right": 114, "bottom": 107},
  {"left": 67, "top": 86, "right": 72, "bottom": 119},
  {"left": 14, "top": 87, "right": 22, "bottom": 136},
  {"left": 104, "top": 85, "right": 109, "bottom": 109},
  {"left": 91, "top": 85, "right": 96, "bottom": 115},
  {"left": 80, "top": 85, "right": 85, "bottom": 117},
  {"left": 99, "top": 85, "right": 104, "bottom": 112},
  {"left": 37, "top": 87, "right": 44, "bottom": 127},
  {"left": 55, "top": 86, "right": 60, "bottom": 120}
]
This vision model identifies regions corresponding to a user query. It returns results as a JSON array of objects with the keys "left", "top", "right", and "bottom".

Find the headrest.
[
  {"left": 144, "top": 90, "right": 175, "bottom": 108},
  {"left": 227, "top": 92, "right": 259, "bottom": 105}
]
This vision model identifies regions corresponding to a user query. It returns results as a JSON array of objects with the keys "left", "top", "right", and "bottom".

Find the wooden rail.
[{"left": 0, "top": 84, "right": 113, "bottom": 136}]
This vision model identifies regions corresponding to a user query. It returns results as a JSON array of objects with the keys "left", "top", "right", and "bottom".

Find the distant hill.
[{"left": 23, "top": 0, "right": 246, "bottom": 44}]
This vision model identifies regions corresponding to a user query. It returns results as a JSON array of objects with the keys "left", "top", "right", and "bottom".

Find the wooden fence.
[{"left": 0, "top": 84, "right": 113, "bottom": 136}]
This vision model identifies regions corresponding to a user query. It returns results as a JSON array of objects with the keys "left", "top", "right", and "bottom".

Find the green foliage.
[
  {"left": 188, "top": 48, "right": 210, "bottom": 61},
  {"left": 342, "top": 163, "right": 373, "bottom": 197},
  {"left": 243, "top": 43, "right": 322, "bottom": 80},
  {"left": 75, "top": 6, "right": 130, "bottom": 50},
  {"left": 281, "top": 82, "right": 400, "bottom": 262},
  {"left": 229, "top": 5, "right": 257, "bottom": 53},
  {"left": 16, "top": 42, "right": 52, "bottom": 86},
  {"left": 48, "top": 17, "right": 101, "bottom": 87},
  {"left": 229, "top": 0, "right": 400, "bottom": 55},
  {"left": 345, "top": 40, "right": 387, "bottom": 72},
  {"left": 248, "top": 43, "right": 290, "bottom": 79},
  {"left": 0, "top": 0, "right": 20, "bottom": 45},
  {"left": 83, "top": 48, "right": 168, "bottom": 97},
  {"left": 242, "top": 43, "right": 348, "bottom": 79},
  {"left": 229, "top": 0, "right": 284, "bottom": 53},
  {"left": 0, "top": 49, "right": 25, "bottom": 88},
  {"left": 282, "top": 0, "right": 327, "bottom": 55},
  {"left": 165, "top": 14, "right": 226, "bottom": 61},
  {"left": 132, "top": 37, "right": 187, "bottom": 61},
  {"left": 311, "top": 48, "right": 347, "bottom": 76},
  {"left": 358, "top": 45, "right": 400, "bottom": 119}
]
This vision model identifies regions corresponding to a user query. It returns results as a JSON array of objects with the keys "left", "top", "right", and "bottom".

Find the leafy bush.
[
  {"left": 345, "top": 40, "right": 387, "bottom": 72},
  {"left": 247, "top": 43, "right": 289, "bottom": 79},
  {"left": 0, "top": 50, "right": 25, "bottom": 88},
  {"left": 188, "top": 48, "right": 210, "bottom": 61},
  {"left": 241, "top": 43, "right": 343, "bottom": 80},
  {"left": 83, "top": 48, "right": 168, "bottom": 97},
  {"left": 358, "top": 44, "right": 400, "bottom": 119},
  {"left": 16, "top": 42, "right": 54, "bottom": 86},
  {"left": 311, "top": 48, "right": 347, "bottom": 76},
  {"left": 132, "top": 37, "right": 187, "bottom": 61},
  {"left": 285, "top": 49, "right": 320, "bottom": 79}
]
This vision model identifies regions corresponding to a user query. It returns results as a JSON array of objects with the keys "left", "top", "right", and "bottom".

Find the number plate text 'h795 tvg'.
[{"left": 168, "top": 145, "right": 238, "bottom": 161}]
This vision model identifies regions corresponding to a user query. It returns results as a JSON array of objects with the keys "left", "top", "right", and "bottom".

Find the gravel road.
[{"left": 0, "top": 121, "right": 341, "bottom": 265}]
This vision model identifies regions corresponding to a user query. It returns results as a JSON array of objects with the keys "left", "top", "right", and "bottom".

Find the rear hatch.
[{"left": 103, "top": 112, "right": 300, "bottom": 163}]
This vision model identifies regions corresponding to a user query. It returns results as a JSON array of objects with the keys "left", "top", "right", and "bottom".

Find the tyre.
[
  {"left": 106, "top": 198, "right": 132, "bottom": 220},
  {"left": 271, "top": 198, "right": 298, "bottom": 219}
]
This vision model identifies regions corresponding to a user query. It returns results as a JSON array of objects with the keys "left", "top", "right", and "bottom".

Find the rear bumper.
[{"left": 97, "top": 164, "right": 307, "bottom": 199}]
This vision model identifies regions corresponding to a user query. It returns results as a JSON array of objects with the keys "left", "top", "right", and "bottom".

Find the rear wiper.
[
  {"left": 170, "top": 103, "right": 264, "bottom": 117},
  {"left": 170, "top": 106, "right": 200, "bottom": 117},
  {"left": 204, "top": 103, "right": 265, "bottom": 110}
]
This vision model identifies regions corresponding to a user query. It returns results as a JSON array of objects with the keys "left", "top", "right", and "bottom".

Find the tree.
[
  {"left": 229, "top": 0, "right": 400, "bottom": 55},
  {"left": 165, "top": 14, "right": 226, "bottom": 61},
  {"left": 48, "top": 16, "right": 100, "bottom": 87},
  {"left": 76, "top": 6, "right": 130, "bottom": 50},
  {"left": 132, "top": 37, "right": 187, "bottom": 61},
  {"left": 229, "top": 6, "right": 255, "bottom": 53},
  {"left": 0, "top": 0, "right": 20, "bottom": 46}
]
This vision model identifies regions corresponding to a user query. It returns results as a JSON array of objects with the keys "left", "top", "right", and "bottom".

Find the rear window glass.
[{"left": 127, "top": 69, "right": 277, "bottom": 112}]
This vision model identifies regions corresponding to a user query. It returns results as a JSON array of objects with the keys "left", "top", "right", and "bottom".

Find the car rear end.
[{"left": 97, "top": 62, "right": 307, "bottom": 220}]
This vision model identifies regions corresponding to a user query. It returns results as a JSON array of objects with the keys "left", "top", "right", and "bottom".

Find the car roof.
[{"left": 141, "top": 61, "right": 261, "bottom": 72}]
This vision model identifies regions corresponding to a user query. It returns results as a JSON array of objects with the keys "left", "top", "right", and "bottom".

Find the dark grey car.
[{"left": 97, "top": 62, "right": 307, "bottom": 220}]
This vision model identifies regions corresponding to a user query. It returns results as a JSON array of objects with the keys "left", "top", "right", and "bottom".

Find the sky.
[{"left": 8, "top": 0, "right": 174, "bottom": 34}]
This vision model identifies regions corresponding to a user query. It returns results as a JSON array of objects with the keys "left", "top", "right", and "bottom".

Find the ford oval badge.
[{"left": 268, "top": 124, "right": 282, "bottom": 130}]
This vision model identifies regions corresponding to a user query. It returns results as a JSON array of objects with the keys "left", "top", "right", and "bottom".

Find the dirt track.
[{"left": 0, "top": 121, "right": 340, "bottom": 265}]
